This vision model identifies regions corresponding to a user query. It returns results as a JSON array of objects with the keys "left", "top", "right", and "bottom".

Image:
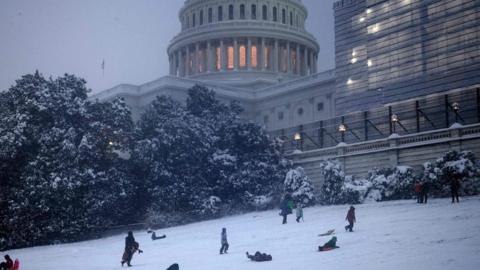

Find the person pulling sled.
[{"left": 121, "top": 231, "right": 143, "bottom": 267}]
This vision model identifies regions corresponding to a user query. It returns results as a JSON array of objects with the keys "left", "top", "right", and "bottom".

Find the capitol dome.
[{"left": 167, "top": 0, "right": 320, "bottom": 88}]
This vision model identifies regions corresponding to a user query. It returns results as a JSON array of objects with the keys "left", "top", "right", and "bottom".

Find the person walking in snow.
[
  {"left": 295, "top": 203, "right": 304, "bottom": 222},
  {"left": 0, "top": 255, "right": 13, "bottom": 270},
  {"left": 414, "top": 181, "right": 423, "bottom": 203},
  {"left": 450, "top": 177, "right": 461, "bottom": 203},
  {"left": 345, "top": 206, "right": 356, "bottom": 232},
  {"left": 279, "top": 194, "right": 293, "bottom": 224},
  {"left": 121, "top": 231, "right": 143, "bottom": 267},
  {"left": 421, "top": 181, "right": 429, "bottom": 204},
  {"left": 219, "top": 228, "right": 229, "bottom": 254}
]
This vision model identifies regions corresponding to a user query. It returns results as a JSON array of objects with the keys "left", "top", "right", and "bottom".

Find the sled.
[
  {"left": 318, "top": 229, "right": 335, "bottom": 237},
  {"left": 12, "top": 259, "right": 20, "bottom": 270},
  {"left": 318, "top": 246, "right": 339, "bottom": 252}
]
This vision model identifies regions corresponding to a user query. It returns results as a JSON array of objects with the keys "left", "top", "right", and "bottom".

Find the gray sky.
[{"left": 0, "top": 0, "right": 335, "bottom": 94}]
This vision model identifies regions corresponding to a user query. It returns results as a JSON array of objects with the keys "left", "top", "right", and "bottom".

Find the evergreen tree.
[{"left": 284, "top": 167, "right": 315, "bottom": 206}]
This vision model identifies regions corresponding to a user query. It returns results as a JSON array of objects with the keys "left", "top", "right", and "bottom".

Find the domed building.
[{"left": 93, "top": 0, "right": 336, "bottom": 131}]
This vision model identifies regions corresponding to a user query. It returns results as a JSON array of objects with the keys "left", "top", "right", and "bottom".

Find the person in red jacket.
[
  {"left": 0, "top": 255, "right": 13, "bottom": 270},
  {"left": 345, "top": 206, "right": 356, "bottom": 232},
  {"left": 414, "top": 182, "right": 423, "bottom": 203}
]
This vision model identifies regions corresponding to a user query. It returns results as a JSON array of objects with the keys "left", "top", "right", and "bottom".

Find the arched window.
[
  {"left": 239, "top": 45, "right": 246, "bottom": 67},
  {"left": 208, "top": 8, "right": 213, "bottom": 23},
  {"left": 240, "top": 4, "right": 245, "bottom": 19},
  {"left": 227, "top": 46, "right": 234, "bottom": 69},
  {"left": 290, "top": 11, "right": 293, "bottom": 26},
  {"left": 186, "top": 15, "right": 190, "bottom": 28},
  {"left": 251, "top": 45, "right": 258, "bottom": 68},
  {"left": 251, "top": 4, "right": 257, "bottom": 19},
  {"left": 262, "top": 5, "right": 267, "bottom": 20},
  {"left": 282, "top": 9, "right": 286, "bottom": 24},
  {"left": 192, "top": 13, "right": 196, "bottom": 27},
  {"left": 200, "top": 10, "right": 204, "bottom": 25},
  {"left": 218, "top": 6, "right": 223, "bottom": 21},
  {"left": 273, "top": 7, "right": 277, "bottom": 22},
  {"left": 228, "top": 4, "right": 234, "bottom": 20}
]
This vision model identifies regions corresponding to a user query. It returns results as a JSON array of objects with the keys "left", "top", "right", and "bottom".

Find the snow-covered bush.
[
  {"left": 318, "top": 160, "right": 360, "bottom": 205},
  {"left": 284, "top": 167, "right": 315, "bottom": 206},
  {"left": 366, "top": 166, "right": 416, "bottom": 201},
  {"left": 423, "top": 151, "right": 479, "bottom": 197}
]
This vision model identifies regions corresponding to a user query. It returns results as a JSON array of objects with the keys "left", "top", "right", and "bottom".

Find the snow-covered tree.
[
  {"left": 318, "top": 160, "right": 360, "bottom": 205},
  {"left": 284, "top": 167, "right": 315, "bottom": 206},
  {"left": 423, "top": 150, "right": 479, "bottom": 197},
  {"left": 366, "top": 166, "right": 416, "bottom": 201}
]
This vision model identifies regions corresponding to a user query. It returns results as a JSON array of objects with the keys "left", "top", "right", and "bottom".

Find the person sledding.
[
  {"left": 345, "top": 206, "right": 356, "bottom": 232},
  {"left": 121, "top": 231, "right": 143, "bottom": 267},
  {"left": 166, "top": 263, "right": 179, "bottom": 270},
  {"left": 246, "top": 251, "right": 272, "bottom": 262},
  {"left": 0, "top": 255, "right": 13, "bottom": 270},
  {"left": 150, "top": 231, "right": 166, "bottom": 241},
  {"left": 318, "top": 236, "right": 340, "bottom": 251}
]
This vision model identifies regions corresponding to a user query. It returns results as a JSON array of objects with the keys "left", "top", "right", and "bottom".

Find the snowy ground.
[{"left": 7, "top": 197, "right": 480, "bottom": 270}]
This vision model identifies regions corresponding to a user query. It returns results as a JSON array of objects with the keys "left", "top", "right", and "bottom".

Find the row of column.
[{"left": 169, "top": 38, "right": 318, "bottom": 77}]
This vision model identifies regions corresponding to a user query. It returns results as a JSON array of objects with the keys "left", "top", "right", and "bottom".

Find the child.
[
  {"left": 295, "top": 204, "right": 304, "bottom": 222},
  {"left": 219, "top": 228, "right": 229, "bottom": 254},
  {"left": 345, "top": 206, "right": 356, "bottom": 232},
  {"left": 318, "top": 236, "right": 339, "bottom": 251}
]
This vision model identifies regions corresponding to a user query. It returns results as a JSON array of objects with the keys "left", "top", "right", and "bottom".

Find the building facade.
[{"left": 92, "top": 0, "right": 480, "bottom": 149}]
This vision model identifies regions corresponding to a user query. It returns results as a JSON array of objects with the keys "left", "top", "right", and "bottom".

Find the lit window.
[
  {"left": 251, "top": 45, "right": 258, "bottom": 68},
  {"left": 239, "top": 45, "right": 246, "bottom": 67},
  {"left": 215, "top": 47, "right": 221, "bottom": 70},
  {"left": 228, "top": 46, "right": 234, "bottom": 69},
  {"left": 368, "top": 23, "right": 380, "bottom": 34},
  {"left": 264, "top": 47, "right": 270, "bottom": 69}
]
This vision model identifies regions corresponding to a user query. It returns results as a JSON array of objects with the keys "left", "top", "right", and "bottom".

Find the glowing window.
[
  {"left": 239, "top": 45, "right": 246, "bottom": 67},
  {"left": 215, "top": 47, "right": 221, "bottom": 70},
  {"left": 228, "top": 46, "right": 234, "bottom": 69},
  {"left": 264, "top": 47, "right": 270, "bottom": 69},
  {"left": 251, "top": 46, "right": 258, "bottom": 68}
]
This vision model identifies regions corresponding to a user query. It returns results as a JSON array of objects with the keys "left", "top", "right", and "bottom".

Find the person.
[
  {"left": 421, "top": 181, "right": 429, "bottom": 204},
  {"left": 279, "top": 194, "right": 293, "bottom": 224},
  {"left": 246, "top": 251, "right": 272, "bottom": 262},
  {"left": 219, "top": 228, "right": 229, "bottom": 254},
  {"left": 0, "top": 255, "right": 13, "bottom": 270},
  {"left": 318, "top": 236, "right": 340, "bottom": 251},
  {"left": 166, "top": 263, "right": 179, "bottom": 270},
  {"left": 345, "top": 206, "right": 356, "bottom": 232},
  {"left": 121, "top": 231, "right": 143, "bottom": 267},
  {"left": 151, "top": 231, "right": 166, "bottom": 241},
  {"left": 295, "top": 203, "right": 304, "bottom": 223},
  {"left": 451, "top": 177, "right": 461, "bottom": 203},
  {"left": 414, "top": 181, "right": 423, "bottom": 203}
]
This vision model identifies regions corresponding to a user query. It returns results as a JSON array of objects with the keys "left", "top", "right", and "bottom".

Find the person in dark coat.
[
  {"left": 345, "top": 206, "right": 356, "bottom": 232},
  {"left": 166, "top": 263, "right": 179, "bottom": 270},
  {"left": 318, "top": 236, "right": 340, "bottom": 251},
  {"left": 246, "top": 251, "right": 272, "bottom": 262},
  {"left": 279, "top": 194, "right": 293, "bottom": 224},
  {"left": 121, "top": 231, "right": 143, "bottom": 267},
  {"left": 219, "top": 228, "right": 229, "bottom": 254},
  {"left": 451, "top": 177, "right": 461, "bottom": 203},
  {"left": 414, "top": 182, "right": 423, "bottom": 203},
  {"left": 421, "top": 181, "right": 429, "bottom": 204},
  {"left": 0, "top": 255, "right": 13, "bottom": 270}
]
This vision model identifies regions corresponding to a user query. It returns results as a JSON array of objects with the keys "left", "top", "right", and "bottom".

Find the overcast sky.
[{"left": 0, "top": 0, "right": 335, "bottom": 94}]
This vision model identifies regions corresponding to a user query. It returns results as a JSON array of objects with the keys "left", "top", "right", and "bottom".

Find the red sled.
[
  {"left": 12, "top": 259, "right": 20, "bottom": 270},
  {"left": 318, "top": 246, "right": 339, "bottom": 252}
]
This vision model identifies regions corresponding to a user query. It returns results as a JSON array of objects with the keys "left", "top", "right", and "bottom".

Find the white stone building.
[{"left": 92, "top": 0, "right": 336, "bottom": 131}]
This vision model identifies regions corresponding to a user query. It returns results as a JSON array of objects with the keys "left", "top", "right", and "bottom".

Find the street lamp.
[
  {"left": 452, "top": 102, "right": 460, "bottom": 122},
  {"left": 338, "top": 124, "right": 347, "bottom": 142},
  {"left": 391, "top": 114, "right": 399, "bottom": 133},
  {"left": 294, "top": 132, "right": 302, "bottom": 141}
]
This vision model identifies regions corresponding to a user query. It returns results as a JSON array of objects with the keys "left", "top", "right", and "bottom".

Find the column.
[
  {"left": 296, "top": 44, "right": 301, "bottom": 75},
  {"left": 313, "top": 53, "right": 318, "bottom": 73},
  {"left": 194, "top": 43, "right": 199, "bottom": 75},
  {"left": 178, "top": 49, "right": 184, "bottom": 77},
  {"left": 186, "top": 46, "right": 190, "bottom": 76},
  {"left": 286, "top": 41, "right": 291, "bottom": 74},
  {"left": 309, "top": 50, "right": 314, "bottom": 75},
  {"left": 247, "top": 38, "right": 252, "bottom": 70},
  {"left": 260, "top": 38, "right": 266, "bottom": 71},
  {"left": 207, "top": 41, "right": 212, "bottom": 73},
  {"left": 274, "top": 39, "right": 279, "bottom": 72},
  {"left": 234, "top": 38, "right": 239, "bottom": 70},
  {"left": 303, "top": 47, "right": 308, "bottom": 76},
  {"left": 220, "top": 40, "right": 226, "bottom": 71}
]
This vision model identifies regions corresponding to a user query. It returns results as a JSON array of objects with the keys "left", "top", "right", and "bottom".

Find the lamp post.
[
  {"left": 338, "top": 124, "right": 347, "bottom": 143},
  {"left": 452, "top": 102, "right": 460, "bottom": 123},
  {"left": 294, "top": 132, "right": 303, "bottom": 151},
  {"left": 391, "top": 114, "right": 399, "bottom": 133}
]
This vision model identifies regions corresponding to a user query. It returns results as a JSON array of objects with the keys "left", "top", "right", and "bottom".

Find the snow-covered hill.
[{"left": 8, "top": 197, "right": 480, "bottom": 270}]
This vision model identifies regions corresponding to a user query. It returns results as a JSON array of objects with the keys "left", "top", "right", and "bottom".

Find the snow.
[{"left": 8, "top": 197, "right": 480, "bottom": 270}]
